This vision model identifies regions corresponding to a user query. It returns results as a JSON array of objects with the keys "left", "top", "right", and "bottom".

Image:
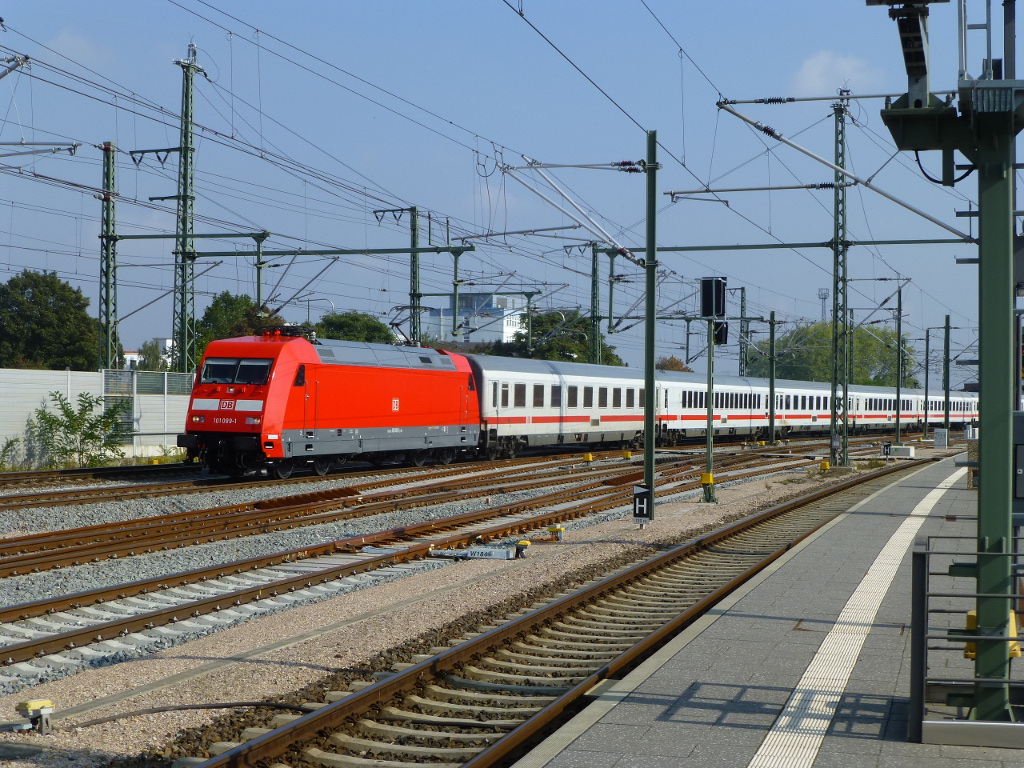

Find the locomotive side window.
[
  {"left": 468, "top": 375, "right": 475, "bottom": 392},
  {"left": 568, "top": 386, "right": 578, "bottom": 408},
  {"left": 514, "top": 383, "right": 527, "bottom": 407},
  {"left": 533, "top": 384, "right": 544, "bottom": 408},
  {"left": 293, "top": 365, "right": 305, "bottom": 387},
  {"left": 551, "top": 385, "right": 562, "bottom": 407},
  {"left": 583, "top": 387, "right": 594, "bottom": 408}
]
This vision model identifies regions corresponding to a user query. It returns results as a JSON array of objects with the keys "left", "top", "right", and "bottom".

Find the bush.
[
  {"left": 0, "top": 437, "right": 19, "bottom": 471},
  {"left": 27, "top": 392, "right": 132, "bottom": 468}
]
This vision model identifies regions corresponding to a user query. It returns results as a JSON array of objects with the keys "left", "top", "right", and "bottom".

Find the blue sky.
[{"left": 0, "top": 1, "right": 995, "bottom": 384}]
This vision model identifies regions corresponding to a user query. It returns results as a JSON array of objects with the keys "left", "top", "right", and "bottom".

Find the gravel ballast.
[{"left": 0, "top": 449, "right": 957, "bottom": 767}]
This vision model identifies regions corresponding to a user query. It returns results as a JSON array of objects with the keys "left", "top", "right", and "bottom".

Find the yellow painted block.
[
  {"left": 820, "top": 461, "right": 831, "bottom": 471},
  {"left": 622, "top": 450, "right": 633, "bottom": 459},
  {"left": 583, "top": 453, "right": 594, "bottom": 462},
  {"left": 16, "top": 700, "right": 53, "bottom": 714},
  {"left": 964, "top": 610, "right": 1021, "bottom": 659},
  {"left": 700, "top": 473, "right": 714, "bottom": 485}
]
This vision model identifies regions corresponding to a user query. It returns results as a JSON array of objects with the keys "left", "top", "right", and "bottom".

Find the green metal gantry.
[
  {"left": 172, "top": 43, "right": 201, "bottom": 373},
  {"left": 830, "top": 96, "right": 851, "bottom": 468},
  {"left": 874, "top": 0, "right": 1020, "bottom": 723},
  {"left": 98, "top": 142, "right": 118, "bottom": 369}
]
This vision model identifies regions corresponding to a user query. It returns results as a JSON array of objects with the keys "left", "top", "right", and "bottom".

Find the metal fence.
[
  {"left": 0, "top": 368, "right": 194, "bottom": 464},
  {"left": 909, "top": 538, "right": 1024, "bottom": 746}
]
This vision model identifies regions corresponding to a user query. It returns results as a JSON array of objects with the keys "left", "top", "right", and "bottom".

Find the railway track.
[
  {"left": 0, "top": 450, "right": 637, "bottom": 511},
  {"left": 0, "top": 450, "right": 826, "bottom": 684},
  {"left": 0, "top": 433, "right": 905, "bottom": 510},
  {"left": 0, "top": 462, "right": 202, "bottom": 492},
  {"left": 0, "top": 448, "right": 856, "bottom": 700},
  {"left": 177, "top": 458, "right": 931, "bottom": 768},
  {"left": 0, "top": 446, "right": 811, "bottom": 577}
]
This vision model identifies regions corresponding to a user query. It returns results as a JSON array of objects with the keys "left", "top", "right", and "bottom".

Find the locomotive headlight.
[
  {"left": 246, "top": 416, "right": 262, "bottom": 425},
  {"left": 190, "top": 415, "right": 205, "bottom": 423}
]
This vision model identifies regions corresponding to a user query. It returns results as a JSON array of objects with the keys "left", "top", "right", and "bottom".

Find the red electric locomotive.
[{"left": 177, "top": 328, "right": 480, "bottom": 477}]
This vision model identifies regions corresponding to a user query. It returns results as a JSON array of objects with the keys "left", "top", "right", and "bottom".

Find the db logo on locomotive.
[{"left": 220, "top": 400, "right": 236, "bottom": 410}]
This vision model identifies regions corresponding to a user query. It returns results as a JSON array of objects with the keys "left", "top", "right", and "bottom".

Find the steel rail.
[
  {"left": 196, "top": 458, "right": 934, "bottom": 768},
  {"left": 0, "top": 453, "right": 780, "bottom": 662},
  {"left": 0, "top": 462, "right": 194, "bottom": 486},
  {"left": 0, "top": 457, "right": 644, "bottom": 576}
]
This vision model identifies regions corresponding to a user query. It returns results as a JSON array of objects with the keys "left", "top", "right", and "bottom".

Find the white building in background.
[
  {"left": 123, "top": 338, "right": 174, "bottom": 370},
  {"left": 421, "top": 293, "right": 528, "bottom": 345}
]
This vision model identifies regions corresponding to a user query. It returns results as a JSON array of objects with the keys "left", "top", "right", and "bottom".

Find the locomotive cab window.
[
  {"left": 200, "top": 357, "right": 273, "bottom": 386},
  {"left": 293, "top": 365, "right": 305, "bottom": 387}
]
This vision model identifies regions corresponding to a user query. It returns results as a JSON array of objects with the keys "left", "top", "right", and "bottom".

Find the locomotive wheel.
[
  {"left": 436, "top": 448, "right": 456, "bottom": 465},
  {"left": 410, "top": 450, "right": 430, "bottom": 467},
  {"left": 210, "top": 459, "right": 246, "bottom": 478},
  {"left": 270, "top": 459, "right": 294, "bottom": 480},
  {"left": 312, "top": 457, "right": 333, "bottom": 477},
  {"left": 369, "top": 453, "right": 386, "bottom": 467},
  {"left": 486, "top": 445, "right": 500, "bottom": 461}
]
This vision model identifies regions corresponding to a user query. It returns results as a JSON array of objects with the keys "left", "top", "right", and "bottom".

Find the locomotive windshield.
[{"left": 200, "top": 357, "right": 273, "bottom": 385}]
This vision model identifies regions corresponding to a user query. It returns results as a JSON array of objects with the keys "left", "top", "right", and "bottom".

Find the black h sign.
[
  {"left": 701, "top": 277, "right": 726, "bottom": 318},
  {"left": 633, "top": 485, "right": 652, "bottom": 522}
]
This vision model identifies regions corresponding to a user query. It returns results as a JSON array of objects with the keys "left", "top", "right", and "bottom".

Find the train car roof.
[
  {"left": 464, "top": 354, "right": 759, "bottom": 388},
  {"left": 462, "top": 354, "right": 977, "bottom": 399},
  {"left": 313, "top": 339, "right": 458, "bottom": 371}
]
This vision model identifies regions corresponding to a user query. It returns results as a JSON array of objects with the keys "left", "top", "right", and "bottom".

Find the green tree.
[
  {"left": 488, "top": 310, "right": 624, "bottom": 366},
  {"left": 316, "top": 310, "right": 394, "bottom": 343},
  {"left": 226, "top": 303, "right": 286, "bottom": 337},
  {"left": 0, "top": 270, "right": 97, "bottom": 370},
  {"left": 195, "top": 293, "right": 287, "bottom": 359},
  {"left": 656, "top": 355, "right": 693, "bottom": 372},
  {"left": 26, "top": 392, "right": 131, "bottom": 468},
  {"left": 196, "top": 292, "right": 254, "bottom": 359},
  {"left": 137, "top": 338, "right": 170, "bottom": 371},
  {"left": 746, "top": 321, "right": 918, "bottom": 387}
]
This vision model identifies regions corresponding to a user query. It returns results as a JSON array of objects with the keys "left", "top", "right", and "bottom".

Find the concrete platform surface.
[{"left": 513, "top": 457, "right": 1024, "bottom": 768}]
